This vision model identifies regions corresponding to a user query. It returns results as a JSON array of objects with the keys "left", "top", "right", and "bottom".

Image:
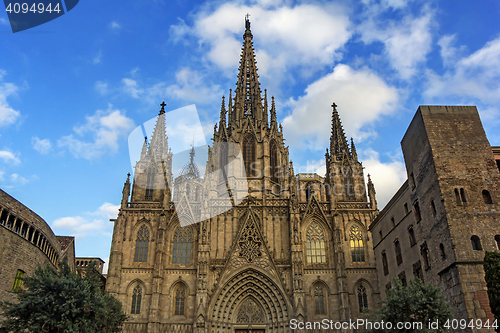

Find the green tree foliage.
[
  {"left": 484, "top": 251, "right": 500, "bottom": 332},
  {"left": 1, "top": 259, "right": 127, "bottom": 333},
  {"left": 363, "top": 278, "right": 452, "bottom": 333}
]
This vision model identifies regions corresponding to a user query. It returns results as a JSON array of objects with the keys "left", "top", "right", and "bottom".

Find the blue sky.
[{"left": 1, "top": 0, "right": 500, "bottom": 272}]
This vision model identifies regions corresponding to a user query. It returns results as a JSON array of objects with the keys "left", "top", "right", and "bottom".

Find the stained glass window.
[
  {"left": 131, "top": 285, "right": 142, "bottom": 314},
  {"left": 174, "top": 285, "right": 186, "bottom": 315},
  {"left": 236, "top": 298, "right": 265, "bottom": 323},
  {"left": 134, "top": 225, "right": 149, "bottom": 262},
  {"left": 350, "top": 225, "right": 365, "bottom": 262},
  {"left": 172, "top": 227, "right": 192, "bottom": 264},
  {"left": 306, "top": 222, "right": 326, "bottom": 264},
  {"left": 243, "top": 135, "right": 255, "bottom": 177},
  {"left": 314, "top": 285, "right": 326, "bottom": 315},
  {"left": 357, "top": 285, "right": 368, "bottom": 313}
]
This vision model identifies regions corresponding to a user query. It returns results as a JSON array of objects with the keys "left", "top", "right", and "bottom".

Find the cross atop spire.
[
  {"left": 232, "top": 16, "right": 264, "bottom": 124},
  {"left": 329, "top": 102, "right": 350, "bottom": 160},
  {"left": 160, "top": 101, "right": 166, "bottom": 115}
]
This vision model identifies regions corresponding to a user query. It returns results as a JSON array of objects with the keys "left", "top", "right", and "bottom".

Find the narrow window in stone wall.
[
  {"left": 403, "top": 203, "right": 408, "bottom": 215},
  {"left": 398, "top": 271, "right": 407, "bottom": 287},
  {"left": 243, "top": 135, "right": 256, "bottom": 177},
  {"left": 439, "top": 243, "right": 446, "bottom": 260},
  {"left": 454, "top": 189, "right": 461, "bottom": 205},
  {"left": 482, "top": 190, "right": 493, "bottom": 204},
  {"left": 413, "top": 202, "right": 421, "bottom": 222},
  {"left": 382, "top": 251, "right": 389, "bottom": 275},
  {"left": 421, "top": 242, "right": 431, "bottom": 269},
  {"left": 0, "top": 209, "right": 6, "bottom": 226},
  {"left": 343, "top": 164, "right": 355, "bottom": 201},
  {"left": 385, "top": 282, "right": 391, "bottom": 290},
  {"left": 314, "top": 285, "right": 326, "bottom": 315},
  {"left": 471, "top": 235, "right": 482, "bottom": 251},
  {"left": 413, "top": 260, "right": 424, "bottom": 281},
  {"left": 305, "top": 182, "right": 313, "bottom": 201},
  {"left": 431, "top": 199, "right": 437, "bottom": 216},
  {"left": 172, "top": 227, "right": 193, "bottom": 264},
  {"left": 410, "top": 172, "right": 416, "bottom": 190},
  {"left": 131, "top": 285, "right": 142, "bottom": 314},
  {"left": 350, "top": 225, "right": 365, "bottom": 262},
  {"left": 495, "top": 235, "right": 500, "bottom": 250},
  {"left": 270, "top": 140, "right": 278, "bottom": 183},
  {"left": 357, "top": 285, "right": 368, "bottom": 313},
  {"left": 306, "top": 222, "right": 326, "bottom": 264},
  {"left": 460, "top": 188, "right": 467, "bottom": 203},
  {"left": 394, "top": 240, "right": 403, "bottom": 265},
  {"left": 134, "top": 225, "right": 149, "bottom": 262},
  {"left": 174, "top": 285, "right": 186, "bottom": 315},
  {"left": 220, "top": 140, "right": 227, "bottom": 171},
  {"left": 408, "top": 227, "right": 417, "bottom": 247},
  {"left": 391, "top": 217, "right": 395, "bottom": 227},
  {"left": 12, "top": 269, "right": 24, "bottom": 293}
]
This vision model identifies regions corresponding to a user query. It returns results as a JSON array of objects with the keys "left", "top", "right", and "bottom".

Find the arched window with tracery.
[
  {"left": 219, "top": 141, "right": 228, "bottom": 171},
  {"left": 314, "top": 285, "right": 326, "bottom": 315},
  {"left": 131, "top": 285, "right": 142, "bottom": 314},
  {"left": 306, "top": 222, "right": 326, "bottom": 264},
  {"left": 343, "top": 163, "right": 355, "bottom": 200},
  {"left": 236, "top": 298, "right": 265, "bottom": 323},
  {"left": 172, "top": 227, "right": 193, "bottom": 264},
  {"left": 243, "top": 135, "right": 256, "bottom": 177},
  {"left": 145, "top": 169, "right": 155, "bottom": 200},
  {"left": 174, "top": 284, "right": 186, "bottom": 316},
  {"left": 350, "top": 225, "right": 365, "bottom": 262},
  {"left": 270, "top": 140, "right": 278, "bottom": 183},
  {"left": 134, "top": 225, "right": 149, "bottom": 262},
  {"left": 357, "top": 285, "right": 368, "bottom": 313}
]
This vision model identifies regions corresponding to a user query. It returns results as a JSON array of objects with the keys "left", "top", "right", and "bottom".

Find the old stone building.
[
  {"left": 106, "top": 18, "right": 380, "bottom": 333},
  {"left": 370, "top": 106, "right": 500, "bottom": 332},
  {"left": 0, "top": 189, "right": 76, "bottom": 323}
]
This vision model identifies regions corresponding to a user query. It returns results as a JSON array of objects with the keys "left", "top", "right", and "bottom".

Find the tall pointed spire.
[
  {"left": 219, "top": 95, "right": 226, "bottom": 130},
  {"left": 233, "top": 15, "right": 263, "bottom": 123},
  {"left": 329, "top": 102, "right": 350, "bottom": 159},
  {"left": 270, "top": 96, "right": 277, "bottom": 130},
  {"left": 148, "top": 101, "right": 167, "bottom": 161},
  {"left": 351, "top": 137, "right": 358, "bottom": 161},
  {"left": 140, "top": 136, "right": 148, "bottom": 160}
]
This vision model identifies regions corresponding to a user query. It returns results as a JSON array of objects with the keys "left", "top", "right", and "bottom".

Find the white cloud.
[
  {"left": 358, "top": 4, "right": 434, "bottom": 79},
  {"left": 0, "top": 18, "right": 8, "bottom": 25},
  {"left": 171, "top": 3, "right": 352, "bottom": 79},
  {"left": 52, "top": 202, "right": 119, "bottom": 239},
  {"left": 361, "top": 148, "right": 407, "bottom": 207},
  {"left": 95, "top": 81, "right": 108, "bottom": 95},
  {"left": 32, "top": 137, "right": 51, "bottom": 154},
  {"left": 109, "top": 21, "right": 121, "bottom": 30},
  {"left": 10, "top": 173, "right": 29, "bottom": 185},
  {"left": 0, "top": 70, "right": 21, "bottom": 127},
  {"left": 58, "top": 105, "right": 135, "bottom": 160},
  {"left": 165, "top": 68, "right": 223, "bottom": 104},
  {"left": 438, "top": 34, "right": 467, "bottom": 68},
  {"left": 93, "top": 50, "right": 102, "bottom": 65},
  {"left": 425, "top": 36, "right": 500, "bottom": 105},
  {"left": 282, "top": 64, "right": 399, "bottom": 150},
  {"left": 0, "top": 150, "right": 20, "bottom": 164},
  {"left": 121, "top": 78, "right": 143, "bottom": 99}
]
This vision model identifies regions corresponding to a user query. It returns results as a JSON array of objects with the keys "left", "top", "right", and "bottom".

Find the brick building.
[
  {"left": 0, "top": 189, "right": 76, "bottom": 322},
  {"left": 370, "top": 105, "right": 500, "bottom": 332}
]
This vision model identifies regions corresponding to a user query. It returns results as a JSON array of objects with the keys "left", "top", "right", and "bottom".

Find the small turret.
[
  {"left": 367, "top": 174, "right": 377, "bottom": 210},
  {"left": 121, "top": 173, "right": 131, "bottom": 209}
]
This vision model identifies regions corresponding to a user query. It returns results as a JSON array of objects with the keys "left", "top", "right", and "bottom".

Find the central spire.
[
  {"left": 330, "top": 102, "right": 350, "bottom": 160},
  {"left": 233, "top": 15, "right": 264, "bottom": 123}
]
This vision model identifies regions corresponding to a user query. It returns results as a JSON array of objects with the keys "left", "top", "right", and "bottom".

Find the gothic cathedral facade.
[{"left": 106, "top": 18, "right": 380, "bottom": 333}]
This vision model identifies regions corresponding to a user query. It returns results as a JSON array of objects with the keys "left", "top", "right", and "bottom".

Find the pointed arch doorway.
[{"left": 234, "top": 298, "right": 266, "bottom": 333}]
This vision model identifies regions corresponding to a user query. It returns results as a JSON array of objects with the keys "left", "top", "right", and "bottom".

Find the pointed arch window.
[
  {"left": 314, "top": 285, "right": 326, "bottom": 315},
  {"left": 174, "top": 284, "right": 186, "bottom": 316},
  {"left": 306, "top": 222, "right": 326, "bottom": 264},
  {"left": 357, "top": 285, "right": 368, "bottom": 313},
  {"left": 483, "top": 190, "right": 493, "bottom": 204},
  {"left": 350, "top": 225, "right": 365, "bottom": 262},
  {"left": 134, "top": 225, "right": 149, "bottom": 262},
  {"left": 172, "top": 227, "right": 193, "bottom": 264},
  {"left": 243, "top": 135, "right": 256, "bottom": 177},
  {"left": 270, "top": 140, "right": 278, "bottom": 183},
  {"left": 12, "top": 269, "right": 24, "bottom": 293},
  {"left": 131, "top": 285, "right": 142, "bottom": 314},
  {"left": 343, "top": 164, "right": 355, "bottom": 200}
]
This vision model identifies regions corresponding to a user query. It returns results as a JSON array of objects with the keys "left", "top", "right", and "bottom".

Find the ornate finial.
[
  {"left": 190, "top": 146, "right": 195, "bottom": 163},
  {"left": 245, "top": 13, "right": 251, "bottom": 30},
  {"left": 160, "top": 101, "right": 166, "bottom": 115},
  {"left": 127, "top": 173, "right": 130, "bottom": 182},
  {"left": 331, "top": 102, "right": 337, "bottom": 110}
]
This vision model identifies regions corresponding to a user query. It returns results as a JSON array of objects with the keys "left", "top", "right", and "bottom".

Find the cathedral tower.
[{"left": 107, "top": 17, "right": 380, "bottom": 333}]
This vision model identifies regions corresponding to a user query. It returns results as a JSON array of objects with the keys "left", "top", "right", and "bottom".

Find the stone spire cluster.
[{"left": 329, "top": 102, "right": 351, "bottom": 160}]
